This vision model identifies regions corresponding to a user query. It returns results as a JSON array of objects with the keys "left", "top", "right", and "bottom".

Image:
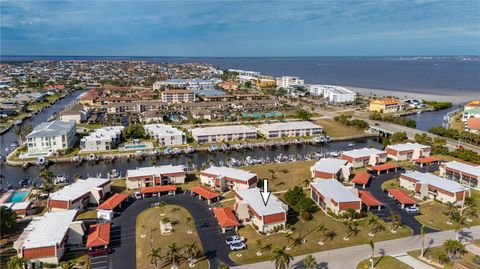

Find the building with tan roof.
[{"left": 369, "top": 98, "right": 403, "bottom": 113}]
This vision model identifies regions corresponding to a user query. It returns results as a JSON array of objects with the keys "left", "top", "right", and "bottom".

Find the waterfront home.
[
  {"left": 257, "top": 121, "right": 323, "bottom": 138},
  {"left": 126, "top": 165, "right": 186, "bottom": 190},
  {"left": 59, "top": 103, "right": 90, "bottom": 123},
  {"left": 144, "top": 124, "right": 186, "bottom": 146},
  {"left": 153, "top": 78, "right": 221, "bottom": 91},
  {"left": 80, "top": 126, "right": 124, "bottom": 151},
  {"left": 26, "top": 120, "right": 76, "bottom": 155},
  {"left": 161, "top": 89, "right": 196, "bottom": 103},
  {"left": 466, "top": 118, "right": 480, "bottom": 134},
  {"left": 276, "top": 76, "right": 304, "bottom": 88},
  {"left": 227, "top": 69, "right": 260, "bottom": 77},
  {"left": 200, "top": 166, "right": 257, "bottom": 191},
  {"left": 368, "top": 98, "right": 403, "bottom": 113},
  {"left": 341, "top": 148, "right": 387, "bottom": 168},
  {"left": 462, "top": 100, "right": 480, "bottom": 123},
  {"left": 385, "top": 142, "right": 431, "bottom": 161},
  {"left": 235, "top": 188, "right": 288, "bottom": 233},
  {"left": 78, "top": 89, "right": 101, "bottom": 106},
  {"left": 13, "top": 210, "right": 85, "bottom": 265},
  {"left": 439, "top": 161, "right": 480, "bottom": 189},
  {"left": 254, "top": 78, "right": 276, "bottom": 88},
  {"left": 310, "top": 179, "right": 362, "bottom": 215},
  {"left": 47, "top": 178, "right": 111, "bottom": 211},
  {"left": 310, "top": 158, "right": 350, "bottom": 181},
  {"left": 0, "top": 201, "right": 34, "bottom": 217},
  {"left": 191, "top": 125, "right": 257, "bottom": 143},
  {"left": 307, "top": 85, "right": 356, "bottom": 103},
  {"left": 106, "top": 100, "right": 168, "bottom": 114},
  {"left": 399, "top": 171, "right": 470, "bottom": 204}
]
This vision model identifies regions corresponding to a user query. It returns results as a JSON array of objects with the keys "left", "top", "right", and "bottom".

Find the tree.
[
  {"left": 443, "top": 239, "right": 466, "bottom": 260},
  {"left": 1, "top": 206, "right": 17, "bottom": 233},
  {"left": 390, "top": 132, "right": 408, "bottom": 144},
  {"left": 389, "top": 213, "right": 401, "bottom": 232},
  {"left": 186, "top": 216, "right": 193, "bottom": 233},
  {"left": 451, "top": 212, "right": 467, "bottom": 240},
  {"left": 295, "top": 109, "right": 312, "bottom": 121},
  {"left": 123, "top": 124, "right": 146, "bottom": 139},
  {"left": 303, "top": 255, "right": 317, "bottom": 269},
  {"left": 420, "top": 225, "right": 426, "bottom": 257},
  {"left": 7, "top": 256, "right": 25, "bottom": 269},
  {"left": 443, "top": 202, "right": 459, "bottom": 225},
  {"left": 271, "top": 246, "right": 294, "bottom": 269},
  {"left": 342, "top": 219, "right": 359, "bottom": 240},
  {"left": 148, "top": 247, "right": 162, "bottom": 268},
  {"left": 166, "top": 243, "right": 181, "bottom": 267},
  {"left": 368, "top": 239, "right": 375, "bottom": 269},
  {"left": 157, "top": 201, "right": 167, "bottom": 215},
  {"left": 184, "top": 242, "right": 198, "bottom": 264},
  {"left": 39, "top": 168, "right": 54, "bottom": 190},
  {"left": 218, "top": 264, "right": 230, "bottom": 269},
  {"left": 367, "top": 215, "right": 385, "bottom": 236}
]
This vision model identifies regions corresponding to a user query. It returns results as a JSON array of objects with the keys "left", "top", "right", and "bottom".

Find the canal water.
[{"left": 403, "top": 105, "right": 463, "bottom": 132}]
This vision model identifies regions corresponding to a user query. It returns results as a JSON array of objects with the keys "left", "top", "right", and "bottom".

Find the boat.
[
  {"left": 208, "top": 145, "right": 218, "bottom": 153},
  {"left": 87, "top": 154, "right": 97, "bottom": 162},
  {"left": 22, "top": 162, "right": 31, "bottom": 170},
  {"left": 54, "top": 174, "right": 67, "bottom": 185},
  {"left": 37, "top": 157, "right": 46, "bottom": 166},
  {"left": 108, "top": 169, "right": 119, "bottom": 179},
  {"left": 348, "top": 143, "right": 355, "bottom": 147},
  {"left": 184, "top": 146, "right": 195, "bottom": 154},
  {"left": 164, "top": 147, "right": 173, "bottom": 155}
]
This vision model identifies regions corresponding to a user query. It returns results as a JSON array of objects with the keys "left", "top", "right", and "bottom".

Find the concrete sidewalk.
[{"left": 393, "top": 253, "right": 435, "bottom": 269}]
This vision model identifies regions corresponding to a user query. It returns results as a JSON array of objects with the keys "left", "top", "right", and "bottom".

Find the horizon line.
[{"left": 2, "top": 54, "right": 479, "bottom": 58}]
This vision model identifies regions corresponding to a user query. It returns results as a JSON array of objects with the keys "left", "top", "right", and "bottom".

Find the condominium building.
[
  {"left": 144, "top": 124, "right": 186, "bottom": 146},
  {"left": 235, "top": 188, "right": 288, "bottom": 233},
  {"left": 161, "top": 89, "right": 196, "bottom": 103},
  {"left": 200, "top": 166, "right": 257, "bottom": 191},
  {"left": 26, "top": 120, "right": 76, "bottom": 154},
  {"left": 153, "top": 78, "right": 221, "bottom": 91},
  {"left": 47, "top": 178, "right": 111, "bottom": 211},
  {"left": 385, "top": 143, "right": 431, "bottom": 161},
  {"left": 254, "top": 78, "right": 276, "bottom": 88},
  {"left": 310, "top": 158, "right": 350, "bottom": 181},
  {"left": 227, "top": 69, "right": 261, "bottom": 77},
  {"left": 310, "top": 179, "right": 362, "bottom": 215},
  {"left": 369, "top": 98, "right": 403, "bottom": 113},
  {"left": 126, "top": 165, "right": 186, "bottom": 190},
  {"left": 307, "top": 85, "right": 356, "bottom": 103},
  {"left": 439, "top": 161, "right": 480, "bottom": 189},
  {"left": 80, "top": 126, "right": 124, "bottom": 151},
  {"left": 257, "top": 121, "right": 323, "bottom": 138},
  {"left": 341, "top": 148, "right": 388, "bottom": 168},
  {"left": 276, "top": 76, "right": 304, "bottom": 88},
  {"left": 59, "top": 103, "right": 90, "bottom": 123},
  {"left": 191, "top": 125, "right": 257, "bottom": 143}
]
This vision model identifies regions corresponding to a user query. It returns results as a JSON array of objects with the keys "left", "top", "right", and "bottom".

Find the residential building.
[
  {"left": 47, "top": 178, "right": 111, "bottom": 211},
  {"left": 369, "top": 98, "right": 403, "bottom": 113},
  {"left": 161, "top": 89, "right": 196, "bottom": 103},
  {"left": 0, "top": 201, "right": 34, "bottom": 217},
  {"left": 191, "top": 125, "right": 257, "bottom": 143},
  {"left": 310, "top": 179, "right": 362, "bottom": 215},
  {"left": 217, "top": 81, "right": 238, "bottom": 91},
  {"left": 254, "top": 78, "right": 276, "bottom": 88},
  {"left": 257, "top": 121, "right": 323, "bottom": 138},
  {"left": 399, "top": 171, "right": 470, "bottom": 204},
  {"left": 276, "top": 76, "right": 304, "bottom": 88},
  {"left": 144, "top": 124, "right": 186, "bottom": 146},
  {"left": 466, "top": 118, "right": 480, "bottom": 134},
  {"left": 59, "top": 103, "right": 89, "bottom": 123},
  {"left": 13, "top": 210, "right": 84, "bottom": 265},
  {"left": 310, "top": 158, "right": 350, "bottom": 181},
  {"left": 200, "top": 166, "right": 257, "bottom": 191},
  {"left": 153, "top": 78, "right": 221, "bottom": 91},
  {"left": 385, "top": 142, "right": 431, "bottom": 161},
  {"left": 235, "top": 188, "right": 288, "bottom": 233},
  {"left": 227, "top": 69, "right": 260, "bottom": 77},
  {"left": 439, "top": 161, "right": 480, "bottom": 189},
  {"left": 307, "top": 85, "right": 356, "bottom": 103},
  {"left": 341, "top": 148, "right": 388, "bottom": 168},
  {"left": 26, "top": 120, "right": 76, "bottom": 154},
  {"left": 126, "top": 165, "right": 186, "bottom": 190},
  {"left": 80, "top": 126, "right": 124, "bottom": 151}
]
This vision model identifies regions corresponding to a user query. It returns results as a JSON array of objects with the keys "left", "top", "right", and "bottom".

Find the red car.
[{"left": 88, "top": 248, "right": 111, "bottom": 256}]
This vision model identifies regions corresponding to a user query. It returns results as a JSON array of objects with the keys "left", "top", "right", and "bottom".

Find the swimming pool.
[
  {"left": 6, "top": 191, "right": 29, "bottom": 203},
  {"left": 125, "top": 144, "right": 147, "bottom": 149}
]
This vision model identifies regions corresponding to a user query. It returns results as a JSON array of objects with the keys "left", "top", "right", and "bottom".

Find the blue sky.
[{"left": 1, "top": 0, "right": 479, "bottom": 56}]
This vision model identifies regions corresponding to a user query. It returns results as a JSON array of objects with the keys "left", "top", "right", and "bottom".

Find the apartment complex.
[
  {"left": 369, "top": 98, "right": 403, "bottom": 113},
  {"left": 310, "top": 158, "right": 350, "bottom": 181},
  {"left": 276, "top": 76, "right": 304, "bottom": 88},
  {"left": 191, "top": 125, "right": 257, "bottom": 143},
  {"left": 26, "top": 120, "right": 77, "bottom": 154},
  {"left": 126, "top": 165, "right": 186, "bottom": 189},
  {"left": 47, "top": 178, "right": 111, "bottom": 211},
  {"left": 200, "top": 166, "right": 257, "bottom": 191},
  {"left": 307, "top": 85, "right": 356, "bottom": 103},
  {"left": 385, "top": 142, "right": 431, "bottom": 161},
  {"left": 80, "top": 126, "right": 124, "bottom": 151},
  {"left": 161, "top": 89, "right": 196, "bottom": 103},
  {"left": 235, "top": 188, "right": 288, "bottom": 233},
  {"left": 59, "top": 103, "right": 89, "bottom": 123},
  {"left": 439, "top": 161, "right": 480, "bottom": 189},
  {"left": 310, "top": 179, "right": 362, "bottom": 215},
  {"left": 257, "top": 121, "right": 323, "bottom": 138},
  {"left": 341, "top": 148, "right": 388, "bottom": 168},
  {"left": 144, "top": 124, "right": 186, "bottom": 146}
]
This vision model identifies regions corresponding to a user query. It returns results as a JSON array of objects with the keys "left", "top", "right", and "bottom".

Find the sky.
[{"left": 1, "top": 0, "right": 480, "bottom": 57}]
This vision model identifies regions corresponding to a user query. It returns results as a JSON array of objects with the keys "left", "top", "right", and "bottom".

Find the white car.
[
  {"left": 225, "top": 236, "right": 245, "bottom": 245},
  {"left": 134, "top": 192, "right": 142, "bottom": 200},
  {"left": 405, "top": 206, "right": 419, "bottom": 213},
  {"left": 230, "top": 242, "right": 246, "bottom": 251}
]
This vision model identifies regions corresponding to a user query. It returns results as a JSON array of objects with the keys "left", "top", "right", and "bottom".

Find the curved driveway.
[{"left": 108, "top": 192, "right": 235, "bottom": 269}]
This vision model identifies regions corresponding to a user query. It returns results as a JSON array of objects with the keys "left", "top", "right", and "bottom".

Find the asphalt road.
[{"left": 108, "top": 193, "right": 235, "bottom": 269}]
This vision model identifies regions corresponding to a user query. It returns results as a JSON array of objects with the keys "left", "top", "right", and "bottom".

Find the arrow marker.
[{"left": 260, "top": 179, "right": 271, "bottom": 206}]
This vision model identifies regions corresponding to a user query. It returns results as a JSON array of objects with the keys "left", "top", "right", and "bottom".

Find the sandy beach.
[{"left": 344, "top": 86, "right": 479, "bottom": 104}]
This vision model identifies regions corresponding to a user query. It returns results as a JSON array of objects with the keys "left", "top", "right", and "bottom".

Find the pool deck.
[{"left": 0, "top": 188, "right": 32, "bottom": 204}]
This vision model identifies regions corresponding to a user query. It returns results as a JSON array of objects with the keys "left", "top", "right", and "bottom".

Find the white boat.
[
  {"left": 37, "top": 157, "right": 46, "bottom": 166},
  {"left": 348, "top": 143, "right": 355, "bottom": 147}
]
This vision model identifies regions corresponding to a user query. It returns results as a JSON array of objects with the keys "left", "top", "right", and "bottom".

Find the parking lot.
[{"left": 89, "top": 254, "right": 109, "bottom": 269}]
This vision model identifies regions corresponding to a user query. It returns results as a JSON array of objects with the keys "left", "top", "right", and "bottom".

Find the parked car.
[
  {"left": 405, "top": 206, "right": 419, "bottom": 213},
  {"left": 88, "top": 248, "right": 111, "bottom": 256},
  {"left": 134, "top": 192, "right": 142, "bottom": 200},
  {"left": 225, "top": 235, "right": 245, "bottom": 245},
  {"left": 230, "top": 242, "right": 247, "bottom": 251}
]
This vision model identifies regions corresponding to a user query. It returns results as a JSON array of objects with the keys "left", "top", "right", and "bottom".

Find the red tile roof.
[
  {"left": 191, "top": 186, "right": 221, "bottom": 200},
  {"left": 213, "top": 207, "right": 240, "bottom": 228},
  {"left": 140, "top": 185, "right": 177, "bottom": 194},
  {"left": 98, "top": 193, "right": 128, "bottom": 210},
  {"left": 467, "top": 118, "right": 480, "bottom": 131},
  {"left": 371, "top": 163, "right": 399, "bottom": 172},
  {"left": 86, "top": 223, "right": 111, "bottom": 248},
  {"left": 352, "top": 172, "right": 371, "bottom": 185},
  {"left": 358, "top": 190, "right": 383, "bottom": 207},
  {"left": 413, "top": 156, "right": 441, "bottom": 164},
  {"left": 387, "top": 189, "right": 417, "bottom": 205}
]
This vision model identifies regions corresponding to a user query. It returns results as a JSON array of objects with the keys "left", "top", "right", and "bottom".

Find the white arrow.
[{"left": 260, "top": 179, "right": 271, "bottom": 206}]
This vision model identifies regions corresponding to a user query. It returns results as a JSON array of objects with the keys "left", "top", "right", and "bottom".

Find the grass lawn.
[
  {"left": 231, "top": 210, "right": 412, "bottom": 264},
  {"left": 313, "top": 118, "right": 367, "bottom": 138},
  {"left": 381, "top": 178, "right": 400, "bottom": 190},
  {"left": 59, "top": 253, "right": 89, "bottom": 269},
  {"left": 136, "top": 205, "right": 208, "bottom": 269},
  {"left": 76, "top": 210, "right": 97, "bottom": 220},
  {"left": 111, "top": 178, "right": 128, "bottom": 194},
  {"left": 356, "top": 256, "right": 413, "bottom": 269},
  {"left": 243, "top": 161, "right": 316, "bottom": 192},
  {"left": 408, "top": 247, "right": 479, "bottom": 269},
  {"left": 415, "top": 190, "right": 480, "bottom": 230}
]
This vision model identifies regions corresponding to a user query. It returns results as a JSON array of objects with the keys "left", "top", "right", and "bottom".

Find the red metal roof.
[
  {"left": 191, "top": 186, "right": 221, "bottom": 200},
  {"left": 86, "top": 223, "right": 110, "bottom": 248},
  {"left": 413, "top": 156, "right": 441, "bottom": 164},
  {"left": 352, "top": 172, "right": 371, "bottom": 185},
  {"left": 358, "top": 190, "right": 383, "bottom": 207},
  {"left": 213, "top": 207, "right": 240, "bottom": 228},
  {"left": 98, "top": 193, "right": 128, "bottom": 210},
  {"left": 387, "top": 188, "right": 417, "bottom": 205},
  {"left": 140, "top": 185, "right": 177, "bottom": 194},
  {"left": 371, "top": 163, "right": 399, "bottom": 171}
]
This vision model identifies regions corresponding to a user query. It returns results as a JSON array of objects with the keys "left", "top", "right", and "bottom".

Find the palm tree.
[
  {"left": 14, "top": 126, "right": 23, "bottom": 145},
  {"left": 465, "top": 206, "right": 478, "bottom": 222},
  {"left": 443, "top": 202, "right": 459, "bottom": 225},
  {"left": 186, "top": 216, "right": 193, "bottom": 233},
  {"left": 157, "top": 201, "right": 167, "bottom": 215},
  {"left": 302, "top": 178, "right": 311, "bottom": 187},
  {"left": 368, "top": 239, "right": 375, "bottom": 269},
  {"left": 317, "top": 223, "right": 328, "bottom": 245},
  {"left": 271, "top": 246, "right": 294, "bottom": 269},
  {"left": 166, "top": 243, "right": 181, "bottom": 267},
  {"left": 148, "top": 247, "right": 162, "bottom": 268},
  {"left": 303, "top": 255, "right": 317, "bottom": 269},
  {"left": 420, "top": 225, "right": 426, "bottom": 257},
  {"left": 256, "top": 239, "right": 263, "bottom": 255},
  {"left": 1, "top": 206, "right": 17, "bottom": 233},
  {"left": 443, "top": 239, "right": 466, "bottom": 260},
  {"left": 342, "top": 220, "right": 358, "bottom": 240},
  {"left": 39, "top": 168, "right": 54, "bottom": 190},
  {"left": 367, "top": 215, "right": 384, "bottom": 236},
  {"left": 7, "top": 256, "right": 25, "bottom": 269},
  {"left": 389, "top": 213, "right": 401, "bottom": 232},
  {"left": 184, "top": 242, "right": 198, "bottom": 264},
  {"left": 451, "top": 212, "right": 467, "bottom": 240}
]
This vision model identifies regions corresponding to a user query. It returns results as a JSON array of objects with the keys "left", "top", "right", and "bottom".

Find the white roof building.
[
  {"left": 49, "top": 177, "right": 111, "bottom": 202},
  {"left": 202, "top": 166, "right": 256, "bottom": 183},
  {"left": 257, "top": 121, "right": 322, "bottom": 132},
  {"left": 310, "top": 179, "right": 361, "bottom": 203},
  {"left": 401, "top": 171, "right": 468, "bottom": 194},
  {"left": 236, "top": 187, "right": 288, "bottom": 216},
  {"left": 127, "top": 165, "right": 185, "bottom": 178},
  {"left": 311, "top": 158, "right": 349, "bottom": 174},
  {"left": 80, "top": 126, "right": 124, "bottom": 151},
  {"left": 191, "top": 125, "right": 257, "bottom": 143},
  {"left": 342, "top": 148, "right": 386, "bottom": 159},
  {"left": 144, "top": 124, "right": 186, "bottom": 146},
  {"left": 386, "top": 143, "right": 431, "bottom": 152},
  {"left": 307, "top": 85, "right": 356, "bottom": 103},
  {"left": 441, "top": 161, "right": 480, "bottom": 177}
]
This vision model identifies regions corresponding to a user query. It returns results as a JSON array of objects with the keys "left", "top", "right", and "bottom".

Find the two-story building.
[
  {"left": 310, "top": 158, "right": 350, "bottom": 181},
  {"left": 341, "top": 148, "right": 387, "bottom": 168},
  {"left": 386, "top": 143, "right": 431, "bottom": 161},
  {"left": 26, "top": 120, "right": 76, "bottom": 155},
  {"left": 310, "top": 179, "right": 362, "bottom": 215},
  {"left": 439, "top": 161, "right": 480, "bottom": 189},
  {"left": 126, "top": 165, "right": 186, "bottom": 190},
  {"left": 47, "top": 178, "right": 111, "bottom": 211},
  {"left": 257, "top": 121, "right": 323, "bottom": 138},
  {"left": 200, "top": 166, "right": 257, "bottom": 191}
]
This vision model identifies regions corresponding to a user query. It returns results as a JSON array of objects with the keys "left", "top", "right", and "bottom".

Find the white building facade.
[
  {"left": 26, "top": 120, "right": 77, "bottom": 154},
  {"left": 307, "top": 85, "right": 356, "bottom": 103},
  {"left": 144, "top": 124, "right": 186, "bottom": 146},
  {"left": 257, "top": 121, "right": 323, "bottom": 138},
  {"left": 191, "top": 125, "right": 257, "bottom": 143},
  {"left": 80, "top": 126, "right": 124, "bottom": 151}
]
